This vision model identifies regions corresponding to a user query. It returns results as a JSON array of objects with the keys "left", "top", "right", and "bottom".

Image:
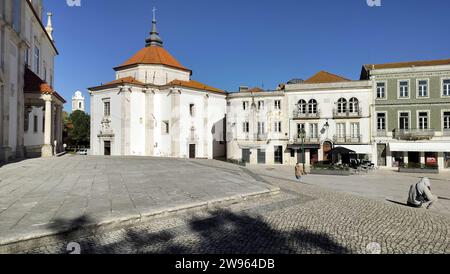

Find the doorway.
[
  {"left": 323, "top": 141, "right": 332, "bottom": 162},
  {"left": 104, "top": 141, "right": 111, "bottom": 156},
  {"left": 189, "top": 144, "right": 196, "bottom": 159},
  {"left": 274, "top": 146, "right": 283, "bottom": 164},
  {"left": 242, "top": 149, "right": 251, "bottom": 163}
]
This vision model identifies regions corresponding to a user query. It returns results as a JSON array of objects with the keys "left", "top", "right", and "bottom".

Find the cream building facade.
[
  {"left": 1, "top": 0, "right": 65, "bottom": 162},
  {"left": 227, "top": 71, "right": 374, "bottom": 170}
]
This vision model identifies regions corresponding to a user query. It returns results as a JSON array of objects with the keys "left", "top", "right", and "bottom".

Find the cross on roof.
[{"left": 152, "top": 7, "right": 157, "bottom": 21}]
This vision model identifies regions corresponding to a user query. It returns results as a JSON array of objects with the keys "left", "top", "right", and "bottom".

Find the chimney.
[{"left": 239, "top": 86, "right": 249, "bottom": 92}]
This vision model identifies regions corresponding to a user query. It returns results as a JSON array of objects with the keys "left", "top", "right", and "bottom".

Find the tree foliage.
[{"left": 64, "top": 110, "right": 90, "bottom": 147}]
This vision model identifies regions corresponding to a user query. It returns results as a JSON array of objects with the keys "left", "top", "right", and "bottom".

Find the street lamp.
[{"left": 298, "top": 129, "right": 306, "bottom": 172}]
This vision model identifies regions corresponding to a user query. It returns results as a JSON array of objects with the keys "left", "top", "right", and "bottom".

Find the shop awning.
[
  {"left": 339, "top": 145, "right": 373, "bottom": 154},
  {"left": 287, "top": 144, "right": 320, "bottom": 150},
  {"left": 389, "top": 142, "right": 450, "bottom": 152}
]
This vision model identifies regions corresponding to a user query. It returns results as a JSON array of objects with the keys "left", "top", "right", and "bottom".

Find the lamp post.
[{"left": 298, "top": 129, "right": 306, "bottom": 172}]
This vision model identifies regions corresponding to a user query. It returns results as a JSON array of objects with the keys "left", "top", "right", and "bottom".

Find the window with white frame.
[
  {"left": 376, "top": 82, "right": 386, "bottom": 99},
  {"left": 309, "top": 123, "right": 318, "bottom": 138},
  {"left": 34, "top": 115, "right": 38, "bottom": 133},
  {"left": 377, "top": 113, "right": 386, "bottom": 131},
  {"left": 350, "top": 123, "right": 360, "bottom": 138},
  {"left": 349, "top": 98, "right": 359, "bottom": 113},
  {"left": 308, "top": 99, "right": 318, "bottom": 114},
  {"left": 336, "top": 123, "right": 346, "bottom": 138},
  {"left": 258, "top": 101, "right": 265, "bottom": 110},
  {"left": 242, "top": 101, "right": 249, "bottom": 110},
  {"left": 297, "top": 123, "right": 305, "bottom": 135},
  {"left": 243, "top": 122, "right": 249, "bottom": 133},
  {"left": 418, "top": 112, "right": 429, "bottom": 130},
  {"left": 25, "top": 48, "right": 29, "bottom": 67},
  {"left": 189, "top": 104, "right": 195, "bottom": 117},
  {"left": 257, "top": 122, "right": 265, "bottom": 135},
  {"left": 274, "top": 100, "right": 281, "bottom": 110},
  {"left": 418, "top": 80, "right": 428, "bottom": 97},
  {"left": 399, "top": 112, "right": 409, "bottom": 130},
  {"left": 399, "top": 81, "right": 409, "bottom": 98},
  {"left": 443, "top": 79, "right": 450, "bottom": 96},
  {"left": 162, "top": 121, "right": 170, "bottom": 134},
  {"left": 297, "top": 100, "right": 307, "bottom": 114},
  {"left": 103, "top": 100, "right": 111, "bottom": 117},
  {"left": 12, "top": 0, "right": 21, "bottom": 33},
  {"left": 274, "top": 121, "right": 282, "bottom": 133},
  {"left": 444, "top": 112, "right": 450, "bottom": 130},
  {"left": 337, "top": 98, "right": 347, "bottom": 113},
  {"left": 34, "top": 45, "right": 40, "bottom": 75}
]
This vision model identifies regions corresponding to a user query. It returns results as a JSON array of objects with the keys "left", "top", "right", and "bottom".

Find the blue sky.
[{"left": 44, "top": 0, "right": 450, "bottom": 112}]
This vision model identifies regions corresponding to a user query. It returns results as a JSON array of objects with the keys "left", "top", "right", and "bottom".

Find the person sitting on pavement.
[{"left": 407, "top": 177, "right": 438, "bottom": 209}]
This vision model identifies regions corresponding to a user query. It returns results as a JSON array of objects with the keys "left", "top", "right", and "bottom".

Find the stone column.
[
  {"left": 170, "top": 89, "right": 181, "bottom": 158},
  {"left": 15, "top": 42, "right": 26, "bottom": 159},
  {"left": 403, "top": 151, "right": 409, "bottom": 164},
  {"left": 55, "top": 104, "right": 62, "bottom": 153},
  {"left": 41, "top": 96, "right": 53, "bottom": 157},
  {"left": 144, "top": 89, "right": 155, "bottom": 156},
  {"left": 438, "top": 152, "right": 444, "bottom": 170},
  {"left": 203, "top": 94, "right": 209, "bottom": 158},
  {"left": 420, "top": 152, "right": 426, "bottom": 165}
]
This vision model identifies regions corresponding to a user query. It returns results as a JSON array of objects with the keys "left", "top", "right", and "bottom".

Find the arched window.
[
  {"left": 308, "top": 99, "right": 318, "bottom": 114},
  {"left": 349, "top": 98, "right": 359, "bottom": 113},
  {"left": 297, "top": 100, "right": 307, "bottom": 114},
  {"left": 337, "top": 98, "right": 347, "bottom": 113}
]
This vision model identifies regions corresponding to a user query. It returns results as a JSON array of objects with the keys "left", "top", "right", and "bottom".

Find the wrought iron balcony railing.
[
  {"left": 293, "top": 110, "right": 321, "bottom": 119},
  {"left": 333, "top": 108, "right": 363, "bottom": 119},
  {"left": 393, "top": 129, "right": 435, "bottom": 140},
  {"left": 333, "top": 135, "right": 362, "bottom": 144},
  {"left": 293, "top": 136, "right": 320, "bottom": 144}
]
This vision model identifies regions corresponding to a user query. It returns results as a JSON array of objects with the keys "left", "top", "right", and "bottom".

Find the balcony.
[
  {"left": 255, "top": 133, "right": 268, "bottom": 141},
  {"left": 333, "top": 135, "right": 362, "bottom": 144},
  {"left": 393, "top": 129, "right": 435, "bottom": 141},
  {"left": 376, "top": 130, "right": 388, "bottom": 137},
  {"left": 443, "top": 130, "right": 450, "bottom": 136},
  {"left": 293, "top": 136, "right": 320, "bottom": 144},
  {"left": 333, "top": 108, "right": 363, "bottom": 119},
  {"left": 293, "top": 110, "right": 320, "bottom": 119}
]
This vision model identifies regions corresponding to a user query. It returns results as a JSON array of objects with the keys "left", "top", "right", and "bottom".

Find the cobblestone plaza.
[{"left": 0, "top": 156, "right": 449, "bottom": 254}]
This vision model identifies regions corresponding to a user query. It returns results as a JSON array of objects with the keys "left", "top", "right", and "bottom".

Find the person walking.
[{"left": 295, "top": 163, "right": 303, "bottom": 182}]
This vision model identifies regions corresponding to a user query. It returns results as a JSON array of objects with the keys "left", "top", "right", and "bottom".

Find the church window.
[
  {"left": 103, "top": 101, "right": 111, "bottom": 117},
  {"left": 33, "top": 115, "right": 38, "bottom": 133},
  {"left": 162, "top": 121, "right": 170, "bottom": 134},
  {"left": 189, "top": 104, "right": 195, "bottom": 117}
]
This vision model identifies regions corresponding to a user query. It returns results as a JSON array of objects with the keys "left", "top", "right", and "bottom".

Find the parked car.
[{"left": 77, "top": 149, "right": 88, "bottom": 155}]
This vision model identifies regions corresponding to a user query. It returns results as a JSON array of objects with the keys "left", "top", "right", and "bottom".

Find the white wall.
[
  {"left": 24, "top": 106, "right": 44, "bottom": 147},
  {"left": 116, "top": 64, "right": 190, "bottom": 85},
  {"left": 90, "top": 88, "right": 122, "bottom": 156}
]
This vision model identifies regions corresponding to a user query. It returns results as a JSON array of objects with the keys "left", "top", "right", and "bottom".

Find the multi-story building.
[
  {"left": 285, "top": 71, "right": 373, "bottom": 169},
  {"left": 361, "top": 59, "right": 450, "bottom": 170},
  {"left": 227, "top": 71, "right": 373, "bottom": 170},
  {"left": 0, "top": 0, "right": 65, "bottom": 162},
  {"left": 226, "top": 87, "right": 287, "bottom": 165},
  {"left": 88, "top": 12, "right": 227, "bottom": 158}
]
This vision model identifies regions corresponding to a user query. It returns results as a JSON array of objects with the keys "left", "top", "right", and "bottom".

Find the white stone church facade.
[{"left": 88, "top": 14, "right": 227, "bottom": 159}]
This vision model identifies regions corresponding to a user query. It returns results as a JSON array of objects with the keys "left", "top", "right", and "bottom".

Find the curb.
[{"left": 0, "top": 186, "right": 280, "bottom": 254}]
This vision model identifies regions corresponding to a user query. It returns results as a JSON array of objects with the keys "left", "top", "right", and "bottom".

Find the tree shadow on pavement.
[{"left": 45, "top": 209, "right": 351, "bottom": 254}]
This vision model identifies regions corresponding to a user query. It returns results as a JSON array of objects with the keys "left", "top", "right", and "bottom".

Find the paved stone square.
[
  {"left": 1, "top": 157, "right": 450, "bottom": 254},
  {"left": 247, "top": 165, "right": 450, "bottom": 217},
  {"left": 0, "top": 155, "right": 276, "bottom": 245},
  {"left": 20, "top": 172, "right": 450, "bottom": 254}
]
